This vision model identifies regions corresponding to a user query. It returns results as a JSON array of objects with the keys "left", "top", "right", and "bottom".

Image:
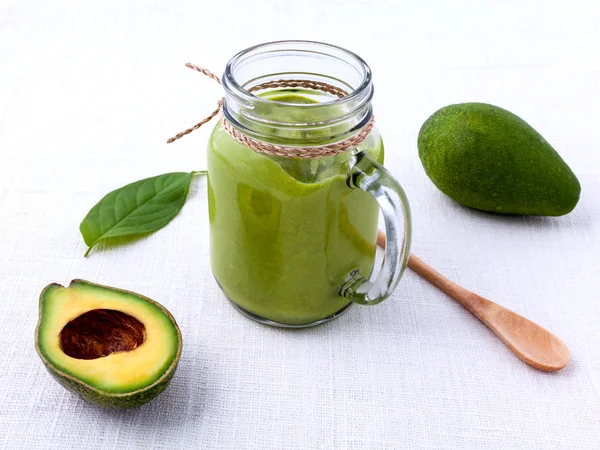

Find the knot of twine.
[{"left": 167, "top": 63, "right": 375, "bottom": 159}]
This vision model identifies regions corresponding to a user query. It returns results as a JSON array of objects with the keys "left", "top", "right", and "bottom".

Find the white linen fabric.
[{"left": 1, "top": 0, "right": 599, "bottom": 448}]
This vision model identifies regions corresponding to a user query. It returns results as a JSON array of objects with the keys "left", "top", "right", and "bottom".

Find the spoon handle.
[{"left": 377, "top": 231, "right": 570, "bottom": 372}]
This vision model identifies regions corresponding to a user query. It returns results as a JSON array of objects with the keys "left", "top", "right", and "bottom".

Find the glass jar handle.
[{"left": 340, "top": 152, "right": 412, "bottom": 305}]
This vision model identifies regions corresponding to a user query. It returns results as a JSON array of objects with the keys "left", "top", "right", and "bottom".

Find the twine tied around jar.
[{"left": 167, "top": 63, "right": 375, "bottom": 159}]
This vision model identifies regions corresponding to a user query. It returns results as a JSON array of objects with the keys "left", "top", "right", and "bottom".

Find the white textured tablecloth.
[{"left": 1, "top": 1, "right": 599, "bottom": 448}]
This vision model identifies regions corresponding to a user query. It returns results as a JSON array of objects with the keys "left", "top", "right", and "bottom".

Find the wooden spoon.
[{"left": 377, "top": 230, "right": 570, "bottom": 372}]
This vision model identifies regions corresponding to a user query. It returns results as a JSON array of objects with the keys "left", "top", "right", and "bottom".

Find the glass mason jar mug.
[{"left": 208, "top": 41, "right": 411, "bottom": 327}]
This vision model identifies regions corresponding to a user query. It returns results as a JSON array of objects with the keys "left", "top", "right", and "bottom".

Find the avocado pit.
[{"left": 60, "top": 309, "right": 146, "bottom": 360}]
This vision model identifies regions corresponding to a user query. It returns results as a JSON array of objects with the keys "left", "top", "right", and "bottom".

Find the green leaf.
[{"left": 80, "top": 172, "right": 201, "bottom": 256}]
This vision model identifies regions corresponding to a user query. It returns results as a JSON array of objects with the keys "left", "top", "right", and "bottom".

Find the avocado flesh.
[
  {"left": 35, "top": 280, "right": 182, "bottom": 408},
  {"left": 418, "top": 103, "right": 581, "bottom": 216}
]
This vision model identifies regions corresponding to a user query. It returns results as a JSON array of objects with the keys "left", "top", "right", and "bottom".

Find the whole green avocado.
[{"left": 418, "top": 103, "right": 580, "bottom": 216}]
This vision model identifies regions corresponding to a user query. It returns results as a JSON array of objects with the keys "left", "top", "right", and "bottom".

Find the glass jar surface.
[{"left": 207, "top": 41, "right": 410, "bottom": 327}]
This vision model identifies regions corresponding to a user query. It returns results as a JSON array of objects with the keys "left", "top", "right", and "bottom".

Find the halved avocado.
[{"left": 35, "top": 280, "right": 182, "bottom": 408}]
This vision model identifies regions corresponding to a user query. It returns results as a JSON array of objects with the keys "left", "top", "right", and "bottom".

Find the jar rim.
[{"left": 223, "top": 40, "right": 373, "bottom": 108}]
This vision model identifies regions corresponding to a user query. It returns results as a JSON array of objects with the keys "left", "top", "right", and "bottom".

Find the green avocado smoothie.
[{"left": 208, "top": 90, "right": 384, "bottom": 325}]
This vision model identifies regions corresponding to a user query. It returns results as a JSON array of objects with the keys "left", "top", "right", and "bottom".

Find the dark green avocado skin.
[
  {"left": 418, "top": 103, "right": 580, "bottom": 216},
  {"left": 41, "top": 361, "right": 177, "bottom": 409}
]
